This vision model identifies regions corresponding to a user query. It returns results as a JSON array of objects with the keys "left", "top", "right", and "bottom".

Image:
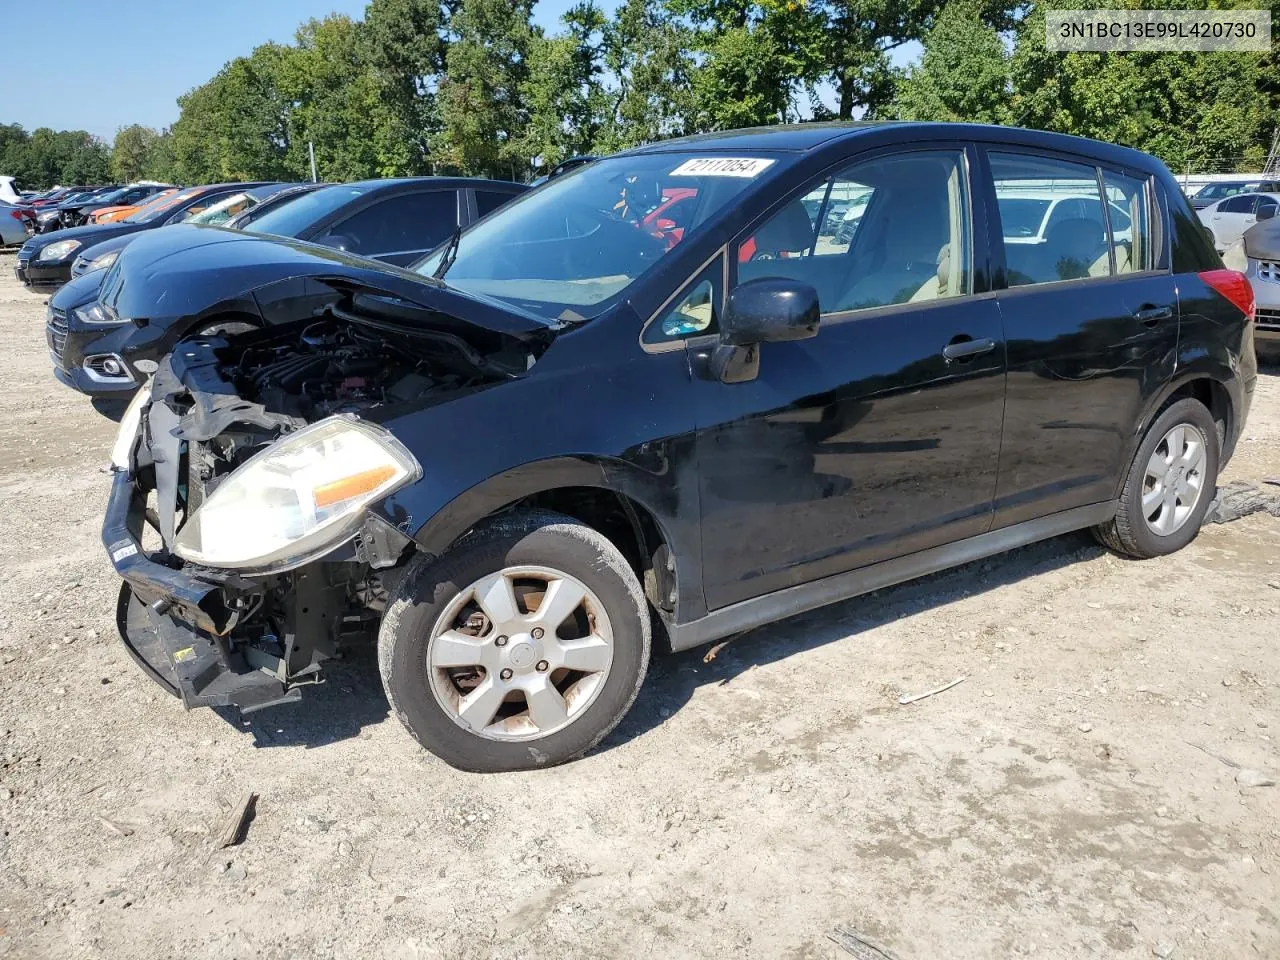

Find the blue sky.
[
  {"left": 5, "top": 0, "right": 582, "bottom": 141},
  {"left": 6, "top": 0, "right": 916, "bottom": 142}
]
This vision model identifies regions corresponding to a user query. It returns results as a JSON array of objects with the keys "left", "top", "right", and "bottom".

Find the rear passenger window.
[
  {"left": 738, "top": 149, "right": 971, "bottom": 314},
  {"left": 1101, "top": 170, "right": 1151, "bottom": 274},
  {"left": 335, "top": 191, "right": 457, "bottom": 256},
  {"left": 1217, "top": 195, "right": 1255, "bottom": 214},
  {"left": 476, "top": 190, "right": 514, "bottom": 218},
  {"left": 991, "top": 153, "right": 1110, "bottom": 286}
]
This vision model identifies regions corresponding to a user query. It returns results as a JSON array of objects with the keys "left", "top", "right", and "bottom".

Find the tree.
[
  {"left": 170, "top": 43, "right": 301, "bottom": 183},
  {"left": 596, "top": 0, "right": 695, "bottom": 151},
  {"left": 111, "top": 125, "right": 161, "bottom": 182},
  {"left": 436, "top": 0, "right": 539, "bottom": 177},
  {"left": 1009, "top": 0, "right": 1278, "bottom": 173},
  {"left": 360, "top": 0, "right": 447, "bottom": 173},
  {"left": 889, "top": 1, "right": 1010, "bottom": 123},
  {"left": 518, "top": 2, "right": 608, "bottom": 170}
]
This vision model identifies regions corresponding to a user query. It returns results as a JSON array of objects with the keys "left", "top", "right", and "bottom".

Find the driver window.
[
  {"left": 737, "top": 149, "right": 972, "bottom": 314},
  {"left": 644, "top": 258, "right": 721, "bottom": 345}
]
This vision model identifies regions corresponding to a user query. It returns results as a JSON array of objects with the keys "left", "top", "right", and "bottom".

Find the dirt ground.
[{"left": 0, "top": 250, "right": 1277, "bottom": 960}]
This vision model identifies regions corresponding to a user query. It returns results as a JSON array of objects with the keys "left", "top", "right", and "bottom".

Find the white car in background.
[
  {"left": 1198, "top": 191, "right": 1280, "bottom": 252},
  {"left": 997, "top": 193, "right": 1133, "bottom": 245},
  {"left": 0, "top": 176, "right": 25, "bottom": 206}
]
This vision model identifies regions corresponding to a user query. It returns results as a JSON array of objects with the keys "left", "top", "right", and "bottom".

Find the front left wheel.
[{"left": 378, "top": 510, "right": 651, "bottom": 772}]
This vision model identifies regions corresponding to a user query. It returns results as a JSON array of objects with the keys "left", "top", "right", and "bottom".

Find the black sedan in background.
[
  {"left": 68, "top": 182, "right": 310, "bottom": 280},
  {"left": 16, "top": 183, "right": 272, "bottom": 286},
  {"left": 48, "top": 177, "right": 524, "bottom": 397}
]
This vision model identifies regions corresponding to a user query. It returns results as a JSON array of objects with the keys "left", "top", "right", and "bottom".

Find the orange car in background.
[{"left": 90, "top": 188, "right": 180, "bottom": 224}]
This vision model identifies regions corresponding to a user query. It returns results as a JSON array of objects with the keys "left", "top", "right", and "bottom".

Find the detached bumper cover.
[{"left": 103, "top": 471, "right": 299, "bottom": 711}]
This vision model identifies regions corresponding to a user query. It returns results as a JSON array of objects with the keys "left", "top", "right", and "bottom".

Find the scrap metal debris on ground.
[
  {"left": 828, "top": 925, "right": 904, "bottom": 960},
  {"left": 1205, "top": 480, "right": 1280, "bottom": 523}
]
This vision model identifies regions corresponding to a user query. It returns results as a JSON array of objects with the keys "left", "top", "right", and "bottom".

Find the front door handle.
[
  {"left": 942, "top": 336, "right": 996, "bottom": 361},
  {"left": 1135, "top": 305, "right": 1173, "bottom": 326}
]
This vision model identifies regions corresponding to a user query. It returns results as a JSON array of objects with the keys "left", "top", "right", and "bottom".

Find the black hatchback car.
[
  {"left": 103, "top": 123, "right": 1257, "bottom": 772},
  {"left": 17, "top": 183, "right": 270, "bottom": 286},
  {"left": 47, "top": 177, "right": 525, "bottom": 398}
]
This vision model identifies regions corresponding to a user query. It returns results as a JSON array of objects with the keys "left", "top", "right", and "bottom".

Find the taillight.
[
  {"left": 8, "top": 209, "right": 22, "bottom": 221},
  {"left": 1199, "top": 268, "right": 1255, "bottom": 323}
]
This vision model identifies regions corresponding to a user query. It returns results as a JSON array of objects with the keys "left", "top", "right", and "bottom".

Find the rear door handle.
[
  {"left": 1135, "top": 305, "right": 1173, "bottom": 326},
  {"left": 942, "top": 337, "right": 996, "bottom": 361}
]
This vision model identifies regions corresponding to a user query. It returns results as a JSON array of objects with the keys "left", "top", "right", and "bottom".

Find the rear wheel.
[
  {"left": 378, "top": 510, "right": 650, "bottom": 772},
  {"left": 1093, "top": 397, "right": 1219, "bottom": 558}
]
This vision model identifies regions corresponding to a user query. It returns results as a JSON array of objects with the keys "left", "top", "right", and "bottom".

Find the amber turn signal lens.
[{"left": 312, "top": 464, "right": 399, "bottom": 509}]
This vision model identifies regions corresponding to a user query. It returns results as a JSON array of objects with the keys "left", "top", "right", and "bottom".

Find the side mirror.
[
  {"left": 721, "top": 277, "right": 820, "bottom": 346},
  {"left": 1258, "top": 205, "right": 1276, "bottom": 221}
]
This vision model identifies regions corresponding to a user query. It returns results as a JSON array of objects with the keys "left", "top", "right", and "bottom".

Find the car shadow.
[
  {"left": 601, "top": 530, "right": 1106, "bottom": 754},
  {"left": 213, "top": 640, "right": 391, "bottom": 749},
  {"left": 210, "top": 530, "right": 1104, "bottom": 754}
]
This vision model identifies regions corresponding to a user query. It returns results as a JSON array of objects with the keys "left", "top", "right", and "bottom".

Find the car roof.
[{"left": 619, "top": 121, "right": 1164, "bottom": 173}]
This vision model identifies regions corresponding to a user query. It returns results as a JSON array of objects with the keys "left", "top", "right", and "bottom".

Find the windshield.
[
  {"left": 415, "top": 153, "right": 779, "bottom": 320},
  {"left": 131, "top": 188, "right": 204, "bottom": 223},
  {"left": 88, "top": 187, "right": 129, "bottom": 205},
  {"left": 1198, "top": 182, "right": 1258, "bottom": 200},
  {"left": 242, "top": 183, "right": 373, "bottom": 238},
  {"left": 187, "top": 191, "right": 260, "bottom": 226}
]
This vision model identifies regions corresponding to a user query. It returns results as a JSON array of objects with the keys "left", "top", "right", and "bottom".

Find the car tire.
[
  {"left": 378, "top": 509, "right": 651, "bottom": 772},
  {"left": 1093, "top": 397, "right": 1220, "bottom": 559}
]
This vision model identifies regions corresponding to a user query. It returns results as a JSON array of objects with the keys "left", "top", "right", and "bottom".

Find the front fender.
[{"left": 400, "top": 454, "right": 703, "bottom": 625}]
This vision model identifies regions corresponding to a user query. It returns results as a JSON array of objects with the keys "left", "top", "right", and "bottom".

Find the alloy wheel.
[
  {"left": 426, "top": 566, "right": 615, "bottom": 741},
  {"left": 1142, "top": 423, "right": 1208, "bottom": 537}
]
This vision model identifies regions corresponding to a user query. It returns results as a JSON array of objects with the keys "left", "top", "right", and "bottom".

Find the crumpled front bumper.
[{"left": 104, "top": 471, "right": 303, "bottom": 712}]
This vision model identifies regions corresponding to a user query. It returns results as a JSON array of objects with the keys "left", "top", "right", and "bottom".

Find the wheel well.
[
  {"left": 512, "top": 487, "right": 676, "bottom": 614},
  {"left": 192, "top": 311, "right": 262, "bottom": 335},
  {"left": 1167, "top": 377, "right": 1231, "bottom": 454}
]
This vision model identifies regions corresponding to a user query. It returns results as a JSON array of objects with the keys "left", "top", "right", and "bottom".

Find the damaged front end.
[{"left": 104, "top": 292, "right": 537, "bottom": 713}]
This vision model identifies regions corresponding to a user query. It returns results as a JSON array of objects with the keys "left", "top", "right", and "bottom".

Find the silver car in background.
[
  {"left": 0, "top": 203, "right": 29, "bottom": 248},
  {"left": 1225, "top": 218, "right": 1280, "bottom": 360}
]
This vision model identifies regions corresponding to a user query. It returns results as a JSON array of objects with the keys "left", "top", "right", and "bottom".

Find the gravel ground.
[{"left": 0, "top": 249, "right": 1278, "bottom": 959}]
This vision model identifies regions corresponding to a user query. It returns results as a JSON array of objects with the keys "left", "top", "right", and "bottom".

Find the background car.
[
  {"left": 1198, "top": 191, "right": 1280, "bottom": 252},
  {"left": 47, "top": 177, "right": 527, "bottom": 398},
  {"left": 0, "top": 203, "right": 28, "bottom": 246},
  {"left": 68, "top": 182, "right": 305, "bottom": 279},
  {"left": 1224, "top": 219, "right": 1280, "bottom": 360},
  {"left": 16, "top": 182, "right": 273, "bottom": 286},
  {"left": 62, "top": 182, "right": 171, "bottom": 228},
  {"left": 90, "top": 187, "right": 179, "bottom": 224},
  {"left": 1191, "top": 178, "right": 1280, "bottom": 210},
  {"left": 53, "top": 185, "right": 121, "bottom": 228}
]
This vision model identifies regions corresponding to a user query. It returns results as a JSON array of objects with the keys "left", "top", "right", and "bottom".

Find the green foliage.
[
  {"left": 111, "top": 125, "right": 162, "bottom": 182},
  {"left": 436, "top": 0, "right": 539, "bottom": 178},
  {"left": 889, "top": 1, "right": 1011, "bottom": 124},
  {"left": 1010, "top": 0, "right": 1279, "bottom": 173},
  {"left": 0, "top": 125, "right": 111, "bottom": 189}
]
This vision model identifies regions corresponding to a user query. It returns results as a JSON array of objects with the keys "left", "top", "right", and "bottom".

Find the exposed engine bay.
[{"left": 114, "top": 296, "right": 532, "bottom": 713}]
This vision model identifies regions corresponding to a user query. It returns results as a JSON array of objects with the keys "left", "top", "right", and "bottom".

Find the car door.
[
  {"left": 322, "top": 188, "right": 461, "bottom": 266},
  {"left": 685, "top": 144, "right": 1009, "bottom": 610},
  {"left": 1207, "top": 194, "right": 1258, "bottom": 251},
  {"left": 983, "top": 148, "right": 1178, "bottom": 528}
]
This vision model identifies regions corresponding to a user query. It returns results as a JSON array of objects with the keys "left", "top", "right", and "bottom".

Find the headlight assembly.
[
  {"left": 173, "top": 415, "right": 420, "bottom": 572},
  {"left": 73, "top": 301, "right": 119, "bottom": 324},
  {"left": 38, "top": 239, "right": 81, "bottom": 261},
  {"left": 89, "top": 250, "right": 121, "bottom": 271}
]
